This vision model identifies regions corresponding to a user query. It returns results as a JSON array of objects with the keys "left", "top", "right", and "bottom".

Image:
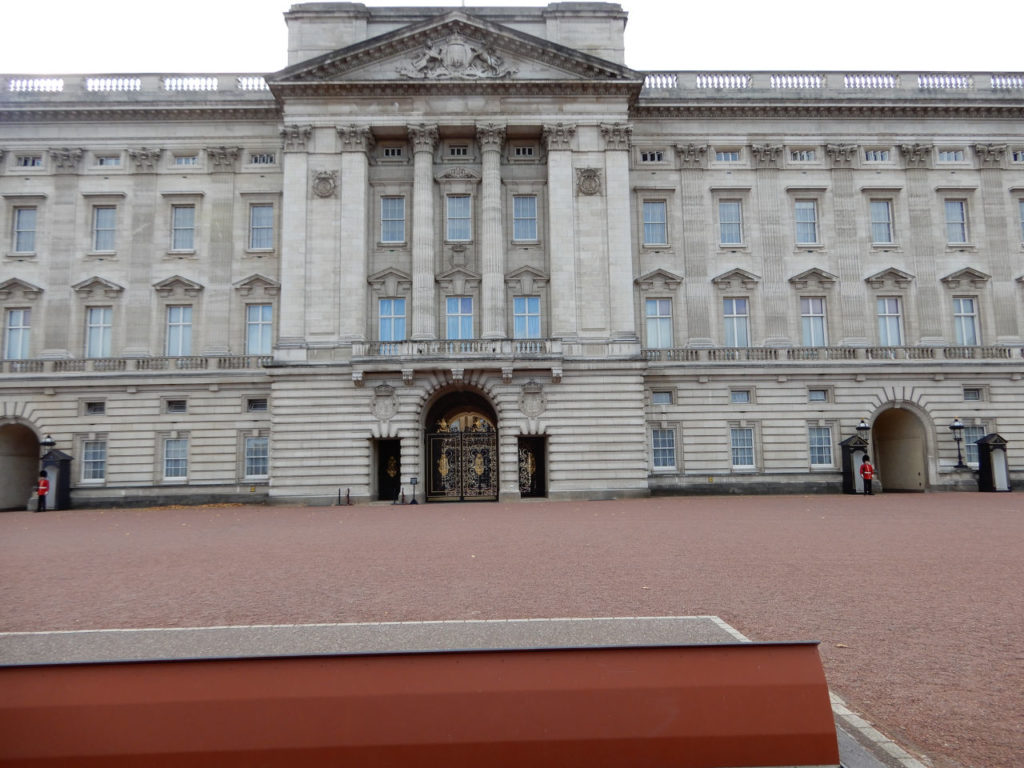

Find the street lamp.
[
  {"left": 949, "top": 417, "right": 966, "bottom": 468},
  {"left": 856, "top": 419, "right": 870, "bottom": 442},
  {"left": 39, "top": 434, "right": 56, "bottom": 455}
]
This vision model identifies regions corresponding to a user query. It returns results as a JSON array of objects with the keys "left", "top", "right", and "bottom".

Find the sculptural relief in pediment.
[{"left": 397, "top": 33, "right": 516, "bottom": 80}]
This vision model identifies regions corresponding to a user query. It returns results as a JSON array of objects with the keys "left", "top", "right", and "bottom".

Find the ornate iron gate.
[{"left": 427, "top": 429, "right": 498, "bottom": 501}]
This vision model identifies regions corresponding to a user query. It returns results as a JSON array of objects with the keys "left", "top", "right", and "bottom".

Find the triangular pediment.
[
  {"left": 865, "top": 267, "right": 914, "bottom": 289},
  {"left": 788, "top": 268, "right": 838, "bottom": 289},
  {"left": 436, "top": 266, "right": 481, "bottom": 294},
  {"left": 0, "top": 277, "right": 43, "bottom": 300},
  {"left": 233, "top": 274, "right": 280, "bottom": 298},
  {"left": 368, "top": 268, "right": 412, "bottom": 296},
  {"left": 271, "top": 11, "right": 641, "bottom": 94},
  {"left": 153, "top": 275, "right": 204, "bottom": 298},
  {"left": 71, "top": 276, "right": 124, "bottom": 297},
  {"left": 635, "top": 269, "right": 683, "bottom": 291},
  {"left": 940, "top": 267, "right": 990, "bottom": 288},
  {"left": 712, "top": 268, "right": 761, "bottom": 291},
  {"left": 505, "top": 265, "right": 549, "bottom": 293}
]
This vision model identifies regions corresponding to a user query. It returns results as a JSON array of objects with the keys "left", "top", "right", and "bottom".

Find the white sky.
[{"left": 1, "top": 0, "right": 1018, "bottom": 75}]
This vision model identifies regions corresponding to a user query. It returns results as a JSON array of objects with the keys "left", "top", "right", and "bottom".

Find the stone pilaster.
[
  {"left": 42, "top": 149, "right": 83, "bottom": 356},
  {"left": 409, "top": 123, "right": 438, "bottom": 340},
  {"left": 751, "top": 144, "right": 788, "bottom": 345},
  {"left": 307, "top": 128, "right": 342, "bottom": 344},
  {"left": 601, "top": 123, "right": 635, "bottom": 340},
  {"left": 276, "top": 125, "right": 312, "bottom": 357},
  {"left": 202, "top": 171, "right": 235, "bottom": 354},
  {"left": 338, "top": 125, "right": 373, "bottom": 343},
  {"left": 543, "top": 123, "right": 577, "bottom": 339},
  {"left": 899, "top": 143, "right": 941, "bottom": 344},
  {"left": 477, "top": 122, "right": 506, "bottom": 339},
  {"left": 826, "top": 143, "right": 868, "bottom": 345},
  {"left": 676, "top": 143, "right": 712, "bottom": 345},
  {"left": 974, "top": 144, "right": 1020, "bottom": 342}
]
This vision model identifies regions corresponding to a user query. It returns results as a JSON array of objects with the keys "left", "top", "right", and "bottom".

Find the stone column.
[
  {"left": 751, "top": 144, "right": 788, "bottom": 345},
  {"left": 601, "top": 123, "right": 636, "bottom": 340},
  {"left": 338, "top": 125, "right": 373, "bottom": 343},
  {"left": 477, "top": 122, "right": 506, "bottom": 339},
  {"left": 899, "top": 143, "right": 941, "bottom": 344},
  {"left": 43, "top": 148, "right": 83, "bottom": 356},
  {"left": 974, "top": 144, "right": 1019, "bottom": 342},
  {"left": 676, "top": 143, "right": 712, "bottom": 345},
  {"left": 409, "top": 123, "right": 438, "bottom": 340},
  {"left": 123, "top": 147, "right": 162, "bottom": 357},
  {"left": 202, "top": 146, "right": 240, "bottom": 354},
  {"left": 542, "top": 123, "right": 577, "bottom": 339},
  {"left": 277, "top": 124, "right": 312, "bottom": 359},
  {"left": 826, "top": 144, "right": 868, "bottom": 345}
]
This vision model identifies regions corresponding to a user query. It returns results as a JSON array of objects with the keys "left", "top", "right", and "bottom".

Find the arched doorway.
[
  {"left": 872, "top": 408, "right": 927, "bottom": 492},
  {"left": 0, "top": 423, "right": 39, "bottom": 510},
  {"left": 424, "top": 391, "right": 498, "bottom": 502}
]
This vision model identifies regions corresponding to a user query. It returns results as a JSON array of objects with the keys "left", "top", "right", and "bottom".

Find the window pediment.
[
  {"left": 789, "top": 268, "right": 838, "bottom": 290},
  {"left": 0, "top": 277, "right": 43, "bottom": 301},
  {"left": 72, "top": 276, "right": 124, "bottom": 298},
  {"left": 940, "top": 267, "right": 990, "bottom": 289},
  {"left": 153, "top": 275, "right": 204, "bottom": 298},
  {"left": 865, "top": 267, "right": 915, "bottom": 289},
  {"left": 505, "top": 266, "right": 548, "bottom": 294},
  {"left": 635, "top": 269, "right": 683, "bottom": 292},
  {"left": 233, "top": 273, "right": 280, "bottom": 298},
  {"left": 368, "top": 267, "right": 412, "bottom": 296},
  {"left": 712, "top": 268, "right": 761, "bottom": 291},
  {"left": 436, "top": 266, "right": 481, "bottom": 294}
]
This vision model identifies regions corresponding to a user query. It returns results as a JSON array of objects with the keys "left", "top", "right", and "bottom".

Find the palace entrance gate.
[{"left": 425, "top": 391, "right": 498, "bottom": 502}]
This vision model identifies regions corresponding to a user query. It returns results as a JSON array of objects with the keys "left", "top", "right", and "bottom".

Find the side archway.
[
  {"left": 0, "top": 422, "right": 40, "bottom": 510},
  {"left": 871, "top": 407, "right": 928, "bottom": 492}
]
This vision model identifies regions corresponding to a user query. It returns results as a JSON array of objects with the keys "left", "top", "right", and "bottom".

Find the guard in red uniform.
[
  {"left": 35, "top": 470, "right": 49, "bottom": 512},
  {"left": 859, "top": 456, "right": 875, "bottom": 495}
]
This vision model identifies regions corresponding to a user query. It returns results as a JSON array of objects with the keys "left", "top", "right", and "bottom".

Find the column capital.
[
  {"left": 408, "top": 123, "right": 439, "bottom": 153},
  {"left": 675, "top": 142, "right": 708, "bottom": 168},
  {"left": 899, "top": 143, "right": 933, "bottom": 168},
  {"left": 974, "top": 143, "right": 1007, "bottom": 167},
  {"left": 281, "top": 124, "right": 312, "bottom": 152},
  {"left": 337, "top": 124, "right": 374, "bottom": 153},
  {"left": 750, "top": 143, "right": 783, "bottom": 169},
  {"left": 48, "top": 147, "right": 84, "bottom": 172},
  {"left": 600, "top": 122, "right": 631, "bottom": 151},
  {"left": 127, "top": 147, "right": 163, "bottom": 172},
  {"left": 825, "top": 143, "right": 858, "bottom": 168},
  {"left": 542, "top": 122, "right": 576, "bottom": 151},
  {"left": 205, "top": 145, "right": 241, "bottom": 172},
  {"left": 476, "top": 122, "right": 506, "bottom": 151}
]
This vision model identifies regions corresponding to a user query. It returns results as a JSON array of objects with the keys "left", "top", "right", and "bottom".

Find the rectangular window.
[
  {"left": 85, "top": 401, "right": 106, "bottom": 415},
  {"left": 715, "top": 150, "right": 740, "bottom": 162},
  {"left": 82, "top": 439, "right": 107, "bottom": 481},
  {"left": 13, "top": 207, "right": 37, "bottom": 253},
  {"left": 791, "top": 149, "right": 816, "bottom": 162},
  {"left": 85, "top": 306, "right": 112, "bottom": 358},
  {"left": 870, "top": 199, "right": 894, "bottom": 243},
  {"left": 938, "top": 149, "right": 964, "bottom": 162},
  {"left": 512, "top": 195, "right": 538, "bottom": 241},
  {"left": 96, "top": 155, "right": 120, "bottom": 167},
  {"left": 382, "top": 146, "right": 403, "bottom": 158},
  {"left": 651, "top": 391, "right": 672, "bottom": 405},
  {"left": 16, "top": 155, "right": 42, "bottom": 167},
  {"left": 794, "top": 200, "right": 818, "bottom": 244},
  {"left": 1013, "top": 150, "right": 1024, "bottom": 163},
  {"left": 379, "top": 298, "right": 406, "bottom": 342},
  {"left": 944, "top": 200, "right": 967, "bottom": 243},
  {"left": 165, "top": 305, "right": 192, "bottom": 356},
  {"left": 718, "top": 200, "right": 742, "bottom": 244},
  {"left": 645, "top": 298, "right": 673, "bottom": 348},
  {"left": 249, "top": 204, "right": 274, "bottom": 250},
  {"left": 964, "top": 424, "right": 985, "bottom": 465},
  {"left": 953, "top": 297, "right": 979, "bottom": 346},
  {"left": 730, "top": 427, "right": 755, "bottom": 468},
  {"left": 513, "top": 145, "right": 535, "bottom": 158},
  {"left": 864, "top": 149, "right": 890, "bottom": 162},
  {"left": 513, "top": 296, "right": 541, "bottom": 339},
  {"left": 380, "top": 197, "right": 406, "bottom": 243},
  {"left": 163, "top": 437, "right": 188, "bottom": 479},
  {"left": 249, "top": 152, "right": 275, "bottom": 165},
  {"left": 800, "top": 297, "right": 827, "bottom": 347},
  {"left": 448, "top": 145, "right": 468, "bottom": 157},
  {"left": 247, "top": 398, "right": 269, "bottom": 412},
  {"left": 245, "top": 436, "right": 269, "bottom": 478},
  {"left": 963, "top": 388, "right": 982, "bottom": 401},
  {"left": 92, "top": 206, "right": 116, "bottom": 252},
  {"left": 642, "top": 201, "right": 668, "bottom": 245},
  {"left": 446, "top": 195, "right": 471, "bottom": 241},
  {"left": 246, "top": 304, "right": 273, "bottom": 355},
  {"left": 4, "top": 308, "right": 31, "bottom": 360},
  {"left": 173, "top": 154, "right": 198, "bottom": 166},
  {"left": 640, "top": 150, "right": 664, "bottom": 163},
  {"left": 652, "top": 428, "right": 676, "bottom": 469},
  {"left": 877, "top": 297, "right": 903, "bottom": 346},
  {"left": 171, "top": 205, "right": 195, "bottom": 250},
  {"left": 808, "top": 389, "right": 829, "bottom": 402},
  {"left": 723, "top": 298, "right": 749, "bottom": 347},
  {"left": 445, "top": 296, "right": 473, "bottom": 340},
  {"left": 730, "top": 390, "right": 751, "bottom": 404},
  {"left": 166, "top": 400, "right": 187, "bottom": 414},
  {"left": 809, "top": 426, "right": 833, "bottom": 466}
]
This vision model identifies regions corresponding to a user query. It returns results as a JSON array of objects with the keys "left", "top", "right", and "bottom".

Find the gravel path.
[{"left": 0, "top": 493, "right": 1020, "bottom": 768}]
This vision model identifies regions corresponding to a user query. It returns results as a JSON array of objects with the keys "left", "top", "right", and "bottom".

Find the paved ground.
[{"left": 0, "top": 493, "right": 1020, "bottom": 767}]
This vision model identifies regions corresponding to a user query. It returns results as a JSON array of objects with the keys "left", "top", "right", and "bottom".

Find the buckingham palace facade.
[{"left": 1, "top": 2, "right": 1022, "bottom": 508}]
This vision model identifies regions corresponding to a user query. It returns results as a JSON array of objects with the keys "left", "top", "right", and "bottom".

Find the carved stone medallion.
[
  {"left": 312, "top": 170, "right": 338, "bottom": 199},
  {"left": 519, "top": 380, "right": 546, "bottom": 418},
  {"left": 371, "top": 383, "right": 399, "bottom": 421},
  {"left": 575, "top": 168, "right": 602, "bottom": 197}
]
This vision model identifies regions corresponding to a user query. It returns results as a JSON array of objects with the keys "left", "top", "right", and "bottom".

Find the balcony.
[
  {"left": 642, "top": 345, "right": 1024, "bottom": 363},
  {"left": 352, "top": 339, "right": 562, "bottom": 360},
  {"left": 0, "top": 355, "right": 272, "bottom": 375}
]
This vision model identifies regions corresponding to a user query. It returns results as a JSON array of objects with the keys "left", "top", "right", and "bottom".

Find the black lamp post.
[
  {"left": 949, "top": 417, "right": 966, "bottom": 468},
  {"left": 408, "top": 475, "right": 419, "bottom": 504},
  {"left": 856, "top": 419, "right": 870, "bottom": 443},
  {"left": 40, "top": 434, "right": 56, "bottom": 456}
]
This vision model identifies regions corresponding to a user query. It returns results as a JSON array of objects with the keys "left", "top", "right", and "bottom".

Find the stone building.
[{"left": 1, "top": 2, "right": 1022, "bottom": 508}]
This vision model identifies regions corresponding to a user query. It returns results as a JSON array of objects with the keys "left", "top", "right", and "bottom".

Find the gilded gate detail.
[{"left": 427, "top": 414, "right": 497, "bottom": 501}]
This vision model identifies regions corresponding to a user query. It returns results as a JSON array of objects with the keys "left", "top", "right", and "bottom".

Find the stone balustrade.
[
  {"left": 0, "top": 355, "right": 271, "bottom": 375},
  {"left": 643, "top": 345, "right": 1024, "bottom": 363},
  {"left": 352, "top": 339, "right": 562, "bottom": 359},
  {"left": 2, "top": 74, "right": 272, "bottom": 102}
]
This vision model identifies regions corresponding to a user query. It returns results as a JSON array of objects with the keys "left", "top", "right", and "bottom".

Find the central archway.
[
  {"left": 872, "top": 408, "right": 928, "bottom": 492},
  {"left": 424, "top": 391, "right": 498, "bottom": 502}
]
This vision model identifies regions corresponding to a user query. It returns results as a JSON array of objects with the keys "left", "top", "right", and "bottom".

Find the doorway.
[
  {"left": 376, "top": 439, "right": 402, "bottom": 502},
  {"left": 0, "top": 423, "right": 39, "bottom": 510},
  {"left": 872, "top": 408, "right": 927, "bottom": 492},
  {"left": 517, "top": 436, "right": 546, "bottom": 498},
  {"left": 424, "top": 391, "right": 498, "bottom": 502}
]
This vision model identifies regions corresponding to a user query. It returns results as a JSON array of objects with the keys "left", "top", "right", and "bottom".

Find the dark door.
[
  {"left": 377, "top": 439, "right": 401, "bottom": 501},
  {"left": 518, "top": 436, "right": 546, "bottom": 498}
]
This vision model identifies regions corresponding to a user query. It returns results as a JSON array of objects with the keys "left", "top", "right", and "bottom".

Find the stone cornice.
[
  {"left": 0, "top": 105, "right": 280, "bottom": 123},
  {"left": 271, "top": 79, "right": 640, "bottom": 102},
  {"left": 631, "top": 104, "right": 1024, "bottom": 120}
]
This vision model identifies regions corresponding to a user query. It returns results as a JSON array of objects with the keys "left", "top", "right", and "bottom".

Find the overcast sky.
[{"left": 1, "top": 0, "right": 1018, "bottom": 75}]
